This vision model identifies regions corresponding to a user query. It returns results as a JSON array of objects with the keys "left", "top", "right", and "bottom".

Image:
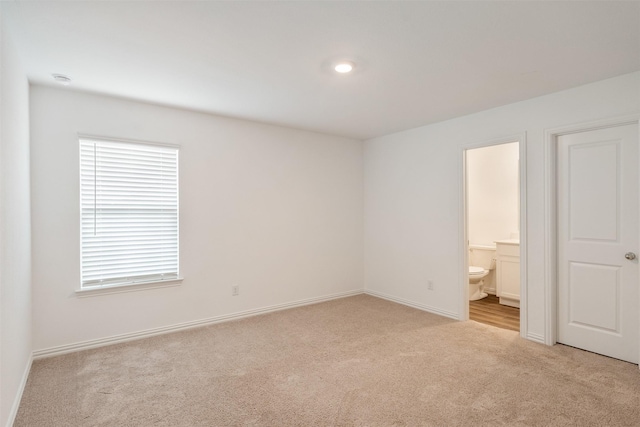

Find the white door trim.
[
  {"left": 459, "top": 132, "right": 529, "bottom": 340},
  {"left": 544, "top": 114, "right": 640, "bottom": 347}
]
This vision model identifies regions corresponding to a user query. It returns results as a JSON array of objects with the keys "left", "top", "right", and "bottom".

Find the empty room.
[{"left": 1, "top": 1, "right": 639, "bottom": 426}]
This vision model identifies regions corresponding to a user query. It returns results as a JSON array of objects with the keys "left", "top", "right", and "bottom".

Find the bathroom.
[{"left": 466, "top": 141, "right": 520, "bottom": 331}]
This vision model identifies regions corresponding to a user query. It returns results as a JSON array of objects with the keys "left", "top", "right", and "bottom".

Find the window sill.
[{"left": 75, "top": 277, "right": 183, "bottom": 298}]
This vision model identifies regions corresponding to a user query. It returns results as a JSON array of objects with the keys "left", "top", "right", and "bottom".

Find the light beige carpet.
[{"left": 15, "top": 295, "right": 640, "bottom": 426}]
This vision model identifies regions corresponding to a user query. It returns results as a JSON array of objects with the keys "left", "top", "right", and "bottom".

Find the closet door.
[{"left": 557, "top": 123, "right": 639, "bottom": 363}]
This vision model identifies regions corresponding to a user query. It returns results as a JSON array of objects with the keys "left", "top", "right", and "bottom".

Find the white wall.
[
  {"left": 364, "top": 72, "right": 640, "bottom": 338},
  {"left": 30, "top": 86, "right": 363, "bottom": 353},
  {"left": 0, "top": 13, "right": 32, "bottom": 427},
  {"left": 467, "top": 142, "right": 519, "bottom": 246}
]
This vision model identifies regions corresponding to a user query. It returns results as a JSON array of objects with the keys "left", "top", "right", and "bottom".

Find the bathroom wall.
[{"left": 467, "top": 142, "right": 519, "bottom": 246}]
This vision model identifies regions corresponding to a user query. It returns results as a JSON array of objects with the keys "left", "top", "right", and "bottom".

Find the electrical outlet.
[
  {"left": 232, "top": 285, "right": 239, "bottom": 296},
  {"left": 427, "top": 280, "right": 434, "bottom": 291}
]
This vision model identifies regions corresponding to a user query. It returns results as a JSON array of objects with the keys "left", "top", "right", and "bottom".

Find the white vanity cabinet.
[{"left": 495, "top": 239, "right": 520, "bottom": 308}]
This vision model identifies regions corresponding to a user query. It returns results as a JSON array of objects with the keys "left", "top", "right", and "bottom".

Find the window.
[{"left": 79, "top": 137, "right": 179, "bottom": 290}]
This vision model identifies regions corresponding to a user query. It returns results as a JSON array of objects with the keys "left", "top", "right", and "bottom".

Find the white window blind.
[{"left": 80, "top": 137, "right": 179, "bottom": 288}]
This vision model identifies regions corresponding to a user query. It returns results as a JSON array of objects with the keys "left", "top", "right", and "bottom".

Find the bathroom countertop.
[{"left": 495, "top": 239, "right": 520, "bottom": 245}]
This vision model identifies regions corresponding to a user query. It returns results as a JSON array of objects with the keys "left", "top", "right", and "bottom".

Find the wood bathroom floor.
[{"left": 469, "top": 294, "right": 520, "bottom": 332}]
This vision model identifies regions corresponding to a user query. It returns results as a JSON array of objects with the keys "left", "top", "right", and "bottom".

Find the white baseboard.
[
  {"left": 526, "top": 332, "right": 546, "bottom": 344},
  {"left": 33, "top": 289, "right": 364, "bottom": 360},
  {"left": 364, "top": 289, "right": 459, "bottom": 320},
  {"left": 5, "top": 355, "right": 33, "bottom": 427}
]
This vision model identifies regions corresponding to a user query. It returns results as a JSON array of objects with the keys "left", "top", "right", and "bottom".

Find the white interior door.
[{"left": 557, "top": 123, "right": 639, "bottom": 364}]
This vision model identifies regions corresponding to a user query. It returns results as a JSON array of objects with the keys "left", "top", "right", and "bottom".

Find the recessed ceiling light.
[
  {"left": 52, "top": 74, "right": 71, "bottom": 85},
  {"left": 334, "top": 62, "right": 354, "bottom": 74}
]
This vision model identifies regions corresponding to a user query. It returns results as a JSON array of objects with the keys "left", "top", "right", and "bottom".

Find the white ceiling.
[{"left": 2, "top": 1, "right": 639, "bottom": 140}]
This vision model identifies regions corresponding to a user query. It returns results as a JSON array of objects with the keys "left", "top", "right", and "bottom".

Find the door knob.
[{"left": 625, "top": 252, "right": 636, "bottom": 260}]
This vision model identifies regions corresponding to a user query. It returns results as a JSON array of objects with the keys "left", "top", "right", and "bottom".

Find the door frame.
[
  {"left": 543, "top": 114, "right": 640, "bottom": 348},
  {"left": 459, "top": 132, "right": 528, "bottom": 339}
]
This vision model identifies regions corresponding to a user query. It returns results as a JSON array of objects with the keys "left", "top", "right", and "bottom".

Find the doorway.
[{"left": 462, "top": 137, "right": 526, "bottom": 334}]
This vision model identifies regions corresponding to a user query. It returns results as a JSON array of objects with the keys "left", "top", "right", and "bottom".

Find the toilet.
[{"left": 468, "top": 258, "right": 496, "bottom": 301}]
